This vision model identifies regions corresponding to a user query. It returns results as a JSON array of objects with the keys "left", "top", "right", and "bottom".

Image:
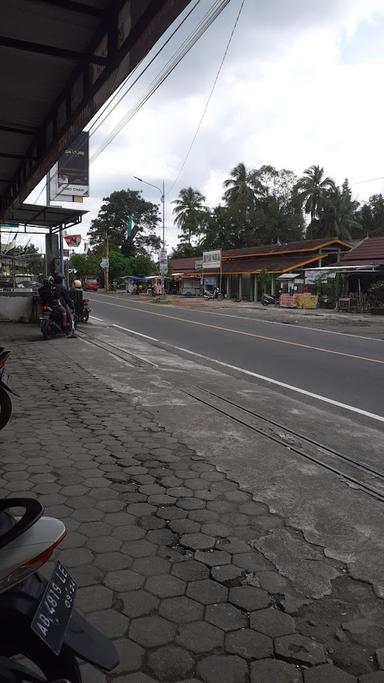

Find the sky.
[{"left": 25, "top": 0, "right": 384, "bottom": 255}]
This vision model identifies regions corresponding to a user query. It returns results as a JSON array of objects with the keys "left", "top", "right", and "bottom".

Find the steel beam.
[
  {"left": 28, "top": 0, "right": 103, "bottom": 16},
  {"left": 0, "top": 36, "right": 108, "bottom": 65},
  {"left": 0, "top": 125, "right": 35, "bottom": 135}
]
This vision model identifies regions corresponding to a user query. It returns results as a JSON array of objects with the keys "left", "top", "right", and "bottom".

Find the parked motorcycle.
[
  {"left": 0, "top": 498, "right": 119, "bottom": 681},
  {"left": 39, "top": 306, "right": 64, "bottom": 340},
  {"left": 0, "top": 349, "right": 17, "bottom": 431},
  {"left": 261, "top": 293, "right": 279, "bottom": 306},
  {"left": 203, "top": 288, "right": 223, "bottom": 300},
  {"left": 81, "top": 299, "right": 91, "bottom": 323}
]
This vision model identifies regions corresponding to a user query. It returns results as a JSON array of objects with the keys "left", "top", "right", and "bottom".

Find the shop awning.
[{"left": 1, "top": 203, "right": 86, "bottom": 233}]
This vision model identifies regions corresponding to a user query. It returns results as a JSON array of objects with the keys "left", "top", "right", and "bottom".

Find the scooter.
[
  {"left": 261, "top": 293, "right": 279, "bottom": 306},
  {"left": 39, "top": 306, "right": 64, "bottom": 339},
  {"left": 0, "top": 498, "right": 119, "bottom": 681},
  {"left": 0, "top": 349, "right": 17, "bottom": 431},
  {"left": 81, "top": 299, "right": 91, "bottom": 323}
]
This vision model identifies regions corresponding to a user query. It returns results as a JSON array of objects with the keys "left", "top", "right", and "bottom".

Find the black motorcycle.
[
  {"left": 0, "top": 349, "right": 17, "bottom": 431},
  {"left": 39, "top": 306, "right": 65, "bottom": 339},
  {"left": 261, "top": 293, "right": 279, "bottom": 306},
  {"left": 0, "top": 498, "right": 119, "bottom": 682}
]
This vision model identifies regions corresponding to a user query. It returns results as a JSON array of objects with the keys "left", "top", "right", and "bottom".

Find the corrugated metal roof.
[
  {"left": 342, "top": 237, "right": 384, "bottom": 265},
  {"left": 0, "top": 0, "right": 191, "bottom": 216},
  {"left": 223, "top": 238, "right": 350, "bottom": 259}
]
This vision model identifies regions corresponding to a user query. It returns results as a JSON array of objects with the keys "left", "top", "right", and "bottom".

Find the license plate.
[{"left": 31, "top": 562, "right": 77, "bottom": 655}]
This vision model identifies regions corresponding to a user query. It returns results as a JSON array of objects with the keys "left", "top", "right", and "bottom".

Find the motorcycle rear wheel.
[
  {"left": 81, "top": 309, "right": 89, "bottom": 323},
  {"left": 0, "top": 387, "right": 12, "bottom": 431},
  {"left": 3, "top": 634, "right": 81, "bottom": 682}
]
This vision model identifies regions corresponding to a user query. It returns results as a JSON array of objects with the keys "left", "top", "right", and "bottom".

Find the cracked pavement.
[{"left": 1, "top": 322, "right": 384, "bottom": 682}]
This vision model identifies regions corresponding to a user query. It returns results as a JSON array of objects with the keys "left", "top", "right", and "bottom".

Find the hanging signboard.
[
  {"left": 203, "top": 250, "right": 221, "bottom": 269},
  {"left": 100, "top": 257, "right": 109, "bottom": 270},
  {"left": 49, "top": 132, "right": 89, "bottom": 202},
  {"left": 64, "top": 234, "right": 81, "bottom": 248}
]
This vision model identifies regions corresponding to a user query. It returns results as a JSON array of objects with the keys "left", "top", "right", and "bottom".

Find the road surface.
[{"left": 89, "top": 292, "right": 384, "bottom": 423}]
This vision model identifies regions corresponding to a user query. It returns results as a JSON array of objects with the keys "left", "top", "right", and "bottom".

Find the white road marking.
[
  {"left": 91, "top": 292, "right": 384, "bottom": 343},
  {"left": 90, "top": 315, "right": 104, "bottom": 322},
  {"left": 89, "top": 314, "right": 384, "bottom": 425}
]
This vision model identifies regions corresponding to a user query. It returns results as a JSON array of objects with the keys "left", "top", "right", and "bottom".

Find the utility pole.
[
  {"left": 134, "top": 176, "right": 166, "bottom": 294},
  {"left": 104, "top": 236, "right": 109, "bottom": 291}
]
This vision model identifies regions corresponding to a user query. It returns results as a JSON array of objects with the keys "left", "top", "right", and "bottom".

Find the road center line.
[
  {"left": 92, "top": 292, "right": 384, "bottom": 343},
  {"left": 91, "top": 298, "right": 384, "bottom": 365},
  {"left": 90, "top": 315, "right": 384, "bottom": 424}
]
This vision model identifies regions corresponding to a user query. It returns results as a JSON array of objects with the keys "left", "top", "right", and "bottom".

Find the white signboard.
[
  {"left": 100, "top": 257, "right": 109, "bottom": 269},
  {"left": 159, "top": 249, "right": 168, "bottom": 275},
  {"left": 203, "top": 250, "right": 221, "bottom": 270}
]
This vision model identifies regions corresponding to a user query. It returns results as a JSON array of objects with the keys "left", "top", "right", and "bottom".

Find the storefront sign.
[
  {"left": 203, "top": 250, "right": 221, "bottom": 269},
  {"left": 49, "top": 131, "right": 89, "bottom": 202},
  {"left": 195, "top": 259, "right": 203, "bottom": 269}
]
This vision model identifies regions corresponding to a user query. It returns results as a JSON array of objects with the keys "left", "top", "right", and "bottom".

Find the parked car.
[{"left": 83, "top": 277, "right": 98, "bottom": 291}]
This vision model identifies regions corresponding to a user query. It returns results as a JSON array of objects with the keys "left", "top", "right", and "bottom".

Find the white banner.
[{"left": 203, "top": 250, "right": 221, "bottom": 269}]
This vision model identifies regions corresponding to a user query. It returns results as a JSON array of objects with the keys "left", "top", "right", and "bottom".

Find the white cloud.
[{"left": 28, "top": 0, "right": 384, "bottom": 254}]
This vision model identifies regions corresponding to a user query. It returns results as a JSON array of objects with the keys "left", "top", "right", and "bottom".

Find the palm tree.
[
  {"left": 314, "top": 184, "right": 360, "bottom": 240},
  {"left": 223, "top": 162, "right": 263, "bottom": 207},
  {"left": 172, "top": 187, "right": 207, "bottom": 245},
  {"left": 296, "top": 165, "right": 335, "bottom": 230}
]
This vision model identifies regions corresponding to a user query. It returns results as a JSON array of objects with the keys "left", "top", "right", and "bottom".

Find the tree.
[
  {"left": 172, "top": 187, "right": 207, "bottom": 246},
  {"left": 88, "top": 189, "right": 160, "bottom": 256},
  {"left": 313, "top": 180, "right": 361, "bottom": 241},
  {"left": 11, "top": 243, "right": 44, "bottom": 277},
  {"left": 223, "top": 162, "right": 263, "bottom": 208},
  {"left": 358, "top": 194, "right": 384, "bottom": 237},
  {"left": 296, "top": 165, "right": 335, "bottom": 236},
  {"left": 70, "top": 253, "right": 89, "bottom": 279}
]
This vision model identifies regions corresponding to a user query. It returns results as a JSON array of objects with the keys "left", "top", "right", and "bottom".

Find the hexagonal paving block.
[
  {"left": 211, "top": 565, "right": 244, "bottom": 585},
  {"left": 148, "top": 645, "right": 194, "bottom": 682},
  {"left": 177, "top": 498, "right": 205, "bottom": 511},
  {"left": 88, "top": 609, "right": 128, "bottom": 638},
  {"left": 115, "top": 674, "right": 158, "bottom": 683},
  {"left": 76, "top": 585, "right": 113, "bottom": 613},
  {"left": 104, "top": 569, "right": 144, "bottom": 592},
  {"left": 94, "top": 552, "right": 133, "bottom": 571},
  {"left": 206, "top": 603, "right": 248, "bottom": 632},
  {"left": 359, "top": 674, "right": 384, "bottom": 682},
  {"left": 177, "top": 620, "right": 224, "bottom": 653},
  {"left": 172, "top": 559, "right": 210, "bottom": 582},
  {"left": 145, "top": 574, "right": 185, "bottom": 598},
  {"left": 159, "top": 596, "right": 204, "bottom": 623},
  {"left": 170, "top": 519, "right": 200, "bottom": 534},
  {"left": 121, "top": 589, "right": 159, "bottom": 617},
  {"left": 140, "top": 515, "right": 166, "bottom": 530},
  {"left": 146, "top": 528, "right": 177, "bottom": 546},
  {"left": 275, "top": 634, "right": 326, "bottom": 666},
  {"left": 250, "top": 607, "right": 295, "bottom": 638},
  {"left": 86, "top": 536, "right": 122, "bottom": 553},
  {"left": 255, "top": 570, "right": 289, "bottom": 593},
  {"left": 129, "top": 615, "right": 176, "bottom": 648},
  {"left": 225, "top": 628, "right": 273, "bottom": 660},
  {"left": 232, "top": 552, "right": 273, "bottom": 572},
  {"left": 127, "top": 502, "right": 156, "bottom": 516},
  {"left": 195, "top": 550, "right": 231, "bottom": 567},
  {"left": 239, "top": 501, "right": 268, "bottom": 516},
  {"left": 121, "top": 539, "right": 157, "bottom": 558},
  {"left": 113, "top": 638, "right": 144, "bottom": 674},
  {"left": 58, "top": 548, "right": 93, "bottom": 567},
  {"left": 113, "top": 526, "right": 146, "bottom": 541},
  {"left": 181, "top": 533, "right": 215, "bottom": 551},
  {"left": 229, "top": 586, "right": 270, "bottom": 611},
  {"left": 186, "top": 579, "right": 227, "bottom": 605},
  {"left": 157, "top": 506, "right": 187, "bottom": 521},
  {"left": 304, "top": 664, "right": 355, "bottom": 682},
  {"left": 250, "top": 659, "right": 303, "bottom": 683},
  {"left": 197, "top": 654, "right": 248, "bottom": 683},
  {"left": 132, "top": 556, "right": 171, "bottom": 577}
]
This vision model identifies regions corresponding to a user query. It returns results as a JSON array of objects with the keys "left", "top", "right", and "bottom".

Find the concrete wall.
[{"left": 0, "top": 292, "right": 34, "bottom": 322}]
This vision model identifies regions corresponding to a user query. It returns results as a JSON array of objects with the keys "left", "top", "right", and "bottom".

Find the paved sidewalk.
[{"left": 0, "top": 324, "right": 383, "bottom": 682}]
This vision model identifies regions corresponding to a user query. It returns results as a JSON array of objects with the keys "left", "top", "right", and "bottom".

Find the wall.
[{"left": 0, "top": 292, "right": 34, "bottom": 322}]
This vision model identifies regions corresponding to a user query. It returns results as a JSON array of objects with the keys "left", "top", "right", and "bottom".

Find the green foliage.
[
  {"left": 88, "top": 189, "right": 160, "bottom": 256},
  {"left": 311, "top": 180, "right": 361, "bottom": 241},
  {"left": 357, "top": 194, "right": 384, "bottom": 237},
  {"left": 295, "top": 165, "right": 336, "bottom": 228},
  {"left": 368, "top": 281, "right": 384, "bottom": 309},
  {"left": 172, "top": 187, "right": 208, "bottom": 246},
  {"left": 70, "top": 253, "right": 89, "bottom": 278}
]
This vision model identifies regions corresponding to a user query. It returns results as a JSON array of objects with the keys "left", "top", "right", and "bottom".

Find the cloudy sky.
[{"left": 27, "top": 0, "right": 384, "bottom": 253}]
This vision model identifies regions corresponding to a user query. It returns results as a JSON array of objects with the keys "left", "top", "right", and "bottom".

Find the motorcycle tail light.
[{"left": 0, "top": 530, "right": 66, "bottom": 593}]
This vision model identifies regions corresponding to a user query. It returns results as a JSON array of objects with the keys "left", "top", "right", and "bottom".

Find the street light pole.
[{"left": 134, "top": 176, "right": 166, "bottom": 293}]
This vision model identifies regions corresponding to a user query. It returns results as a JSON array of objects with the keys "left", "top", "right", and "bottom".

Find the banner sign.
[
  {"left": 203, "top": 250, "right": 221, "bottom": 270},
  {"left": 64, "top": 234, "right": 81, "bottom": 247},
  {"left": 49, "top": 131, "right": 89, "bottom": 201},
  {"left": 159, "top": 249, "right": 168, "bottom": 275},
  {"left": 100, "top": 257, "right": 109, "bottom": 270}
]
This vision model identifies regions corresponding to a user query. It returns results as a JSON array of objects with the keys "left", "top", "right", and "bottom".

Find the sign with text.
[
  {"left": 64, "top": 234, "right": 81, "bottom": 248},
  {"left": 195, "top": 259, "right": 203, "bottom": 269},
  {"left": 49, "top": 132, "right": 89, "bottom": 202},
  {"left": 202, "top": 250, "right": 221, "bottom": 270}
]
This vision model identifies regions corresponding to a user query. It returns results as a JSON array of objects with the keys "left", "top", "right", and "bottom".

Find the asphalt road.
[{"left": 89, "top": 293, "right": 384, "bottom": 422}]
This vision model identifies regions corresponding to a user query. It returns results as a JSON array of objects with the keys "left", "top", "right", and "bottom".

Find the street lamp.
[{"left": 133, "top": 176, "right": 165, "bottom": 248}]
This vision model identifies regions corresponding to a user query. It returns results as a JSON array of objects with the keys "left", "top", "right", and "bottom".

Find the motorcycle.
[
  {"left": 0, "top": 349, "right": 17, "bottom": 431},
  {"left": 39, "top": 306, "right": 64, "bottom": 340},
  {"left": 203, "top": 289, "right": 223, "bottom": 301},
  {"left": 0, "top": 498, "right": 119, "bottom": 681},
  {"left": 81, "top": 299, "right": 90, "bottom": 323},
  {"left": 261, "top": 293, "right": 279, "bottom": 306}
]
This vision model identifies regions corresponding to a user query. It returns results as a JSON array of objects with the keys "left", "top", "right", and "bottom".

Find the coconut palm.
[
  {"left": 223, "top": 162, "right": 263, "bottom": 208},
  {"left": 172, "top": 187, "right": 207, "bottom": 245},
  {"left": 296, "top": 165, "right": 335, "bottom": 225},
  {"left": 314, "top": 182, "right": 360, "bottom": 240}
]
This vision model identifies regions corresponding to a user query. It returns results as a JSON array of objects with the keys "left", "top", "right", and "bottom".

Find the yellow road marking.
[{"left": 92, "top": 296, "right": 384, "bottom": 366}]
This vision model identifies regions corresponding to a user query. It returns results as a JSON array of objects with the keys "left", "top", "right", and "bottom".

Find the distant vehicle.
[
  {"left": 16, "top": 280, "right": 40, "bottom": 290},
  {"left": 83, "top": 277, "right": 98, "bottom": 291}
]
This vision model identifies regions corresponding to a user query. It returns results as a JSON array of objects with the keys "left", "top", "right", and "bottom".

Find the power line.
[
  {"left": 350, "top": 175, "right": 384, "bottom": 186},
  {"left": 168, "top": 0, "right": 246, "bottom": 197}
]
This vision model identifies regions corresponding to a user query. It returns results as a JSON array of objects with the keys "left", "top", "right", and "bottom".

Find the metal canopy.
[
  {"left": 0, "top": 0, "right": 191, "bottom": 216},
  {"left": 1, "top": 203, "right": 86, "bottom": 233}
]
